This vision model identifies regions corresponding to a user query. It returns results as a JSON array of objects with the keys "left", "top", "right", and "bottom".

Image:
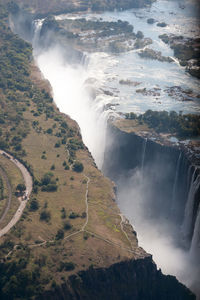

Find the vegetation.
[
  {"left": 40, "top": 172, "right": 58, "bottom": 192},
  {"left": 0, "top": 175, "right": 4, "bottom": 200},
  {"left": 73, "top": 161, "right": 84, "bottom": 172},
  {"left": 29, "top": 198, "right": 39, "bottom": 211},
  {"left": 40, "top": 210, "right": 51, "bottom": 222},
  {"left": 55, "top": 229, "right": 64, "bottom": 240},
  {"left": 125, "top": 110, "right": 200, "bottom": 137},
  {"left": 63, "top": 221, "right": 72, "bottom": 230},
  {"left": 16, "top": 183, "right": 26, "bottom": 193},
  {"left": 69, "top": 212, "right": 79, "bottom": 219}
]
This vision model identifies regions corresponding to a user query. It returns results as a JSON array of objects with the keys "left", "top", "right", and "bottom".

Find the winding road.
[
  {"left": 3, "top": 145, "right": 134, "bottom": 257},
  {"left": 0, "top": 150, "right": 33, "bottom": 238},
  {"left": 0, "top": 166, "right": 12, "bottom": 224}
]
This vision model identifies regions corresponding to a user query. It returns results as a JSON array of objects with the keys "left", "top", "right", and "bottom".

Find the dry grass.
[
  {"left": 115, "top": 118, "right": 152, "bottom": 133},
  {"left": 0, "top": 172, "right": 8, "bottom": 217},
  {"left": 0, "top": 155, "right": 24, "bottom": 229},
  {"left": 0, "top": 63, "right": 141, "bottom": 288}
]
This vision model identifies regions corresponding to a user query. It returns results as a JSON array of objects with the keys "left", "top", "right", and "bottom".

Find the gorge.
[{"left": 103, "top": 120, "right": 200, "bottom": 295}]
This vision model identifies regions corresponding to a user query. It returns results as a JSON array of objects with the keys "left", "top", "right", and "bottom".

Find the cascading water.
[
  {"left": 182, "top": 168, "right": 200, "bottom": 248},
  {"left": 32, "top": 21, "right": 115, "bottom": 168},
  {"left": 141, "top": 138, "right": 147, "bottom": 174},
  {"left": 190, "top": 205, "right": 200, "bottom": 257},
  {"left": 171, "top": 152, "right": 182, "bottom": 215}
]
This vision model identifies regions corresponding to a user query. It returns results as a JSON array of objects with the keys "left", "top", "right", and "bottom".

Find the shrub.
[
  {"left": 54, "top": 142, "right": 61, "bottom": 148},
  {"left": 40, "top": 172, "right": 53, "bottom": 186},
  {"left": 16, "top": 183, "right": 26, "bottom": 193},
  {"left": 55, "top": 229, "right": 64, "bottom": 240},
  {"left": 40, "top": 210, "right": 51, "bottom": 222},
  {"left": 72, "top": 161, "right": 84, "bottom": 172},
  {"left": 59, "top": 262, "right": 75, "bottom": 271},
  {"left": 61, "top": 207, "right": 66, "bottom": 219},
  {"left": 41, "top": 184, "right": 57, "bottom": 192},
  {"left": 46, "top": 128, "right": 53, "bottom": 134},
  {"left": 69, "top": 212, "right": 79, "bottom": 219},
  {"left": 29, "top": 198, "right": 39, "bottom": 211},
  {"left": 63, "top": 221, "right": 72, "bottom": 230},
  {"left": 50, "top": 164, "right": 55, "bottom": 170}
]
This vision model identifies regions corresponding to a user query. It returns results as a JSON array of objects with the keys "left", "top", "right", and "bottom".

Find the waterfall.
[
  {"left": 187, "top": 165, "right": 193, "bottom": 193},
  {"left": 171, "top": 152, "right": 182, "bottom": 214},
  {"left": 182, "top": 167, "right": 200, "bottom": 247},
  {"left": 190, "top": 204, "right": 200, "bottom": 258},
  {"left": 80, "top": 52, "right": 89, "bottom": 68},
  {"left": 32, "top": 19, "right": 44, "bottom": 50},
  {"left": 141, "top": 138, "right": 147, "bottom": 173},
  {"left": 32, "top": 22, "right": 115, "bottom": 169}
]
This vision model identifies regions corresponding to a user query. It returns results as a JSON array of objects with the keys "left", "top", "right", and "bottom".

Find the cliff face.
[
  {"left": 37, "top": 257, "right": 195, "bottom": 300},
  {"left": 103, "top": 121, "right": 200, "bottom": 261}
]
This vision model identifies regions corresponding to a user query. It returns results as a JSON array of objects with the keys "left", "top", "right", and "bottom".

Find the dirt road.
[{"left": 0, "top": 150, "right": 33, "bottom": 237}]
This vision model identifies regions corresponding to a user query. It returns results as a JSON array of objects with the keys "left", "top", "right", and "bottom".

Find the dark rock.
[
  {"left": 138, "top": 48, "right": 173, "bottom": 62},
  {"left": 136, "top": 30, "right": 144, "bottom": 39},
  {"left": 147, "top": 18, "right": 156, "bottom": 24},
  {"left": 135, "top": 87, "right": 161, "bottom": 96},
  {"left": 119, "top": 79, "right": 142, "bottom": 86},
  {"left": 157, "top": 22, "right": 167, "bottom": 27},
  {"left": 164, "top": 86, "right": 200, "bottom": 101},
  {"left": 159, "top": 34, "right": 200, "bottom": 79},
  {"left": 134, "top": 37, "right": 153, "bottom": 49}
]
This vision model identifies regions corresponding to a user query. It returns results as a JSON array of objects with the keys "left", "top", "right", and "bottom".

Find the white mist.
[{"left": 34, "top": 46, "right": 113, "bottom": 168}]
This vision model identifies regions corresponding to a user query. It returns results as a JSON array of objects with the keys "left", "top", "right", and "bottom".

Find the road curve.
[
  {"left": 0, "top": 166, "right": 12, "bottom": 224},
  {"left": 0, "top": 150, "right": 33, "bottom": 238}
]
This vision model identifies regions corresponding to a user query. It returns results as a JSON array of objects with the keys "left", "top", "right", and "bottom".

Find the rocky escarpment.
[
  {"left": 138, "top": 48, "right": 173, "bottom": 63},
  {"left": 37, "top": 257, "right": 195, "bottom": 300},
  {"left": 159, "top": 34, "right": 200, "bottom": 79},
  {"left": 103, "top": 120, "right": 200, "bottom": 251}
]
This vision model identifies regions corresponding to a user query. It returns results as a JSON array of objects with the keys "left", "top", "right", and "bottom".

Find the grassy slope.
[
  {"left": 0, "top": 155, "right": 24, "bottom": 228},
  {"left": 0, "top": 2, "right": 142, "bottom": 297}
]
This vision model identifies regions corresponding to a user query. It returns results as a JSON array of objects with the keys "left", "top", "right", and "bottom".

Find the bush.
[
  {"left": 59, "top": 262, "right": 75, "bottom": 271},
  {"left": 40, "top": 172, "right": 53, "bottom": 185},
  {"left": 55, "top": 229, "right": 64, "bottom": 240},
  {"left": 63, "top": 221, "right": 72, "bottom": 230},
  {"left": 29, "top": 198, "right": 39, "bottom": 211},
  {"left": 61, "top": 207, "right": 66, "bottom": 219},
  {"left": 69, "top": 212, "right": 79, "bottom": 219},
  {"left": 46, "top": 128, "right": 53, "bottom": 134},
  {"left": 54, "top": 142, "right": 61, "bottom": 148},
  {"left": 16, "top": 183, "right": 26, "bottom": 193},
  {"left": 41, "top": 184, "right": 57, "bottom": 192},
  {"left": 40, "top": 210, "right": 51, "bottom": 222},
  {"left": 72, "top": 161, "right": 84, "bottom": 173}
]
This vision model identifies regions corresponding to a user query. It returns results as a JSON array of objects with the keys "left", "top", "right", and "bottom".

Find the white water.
[
  {"left": 171, "top": 152, "right": 182, "bottom": 213},
  {"left": 141, "top": 138, "right": 147, "bottom": 173},
  {"left": 34, "top": 44, "right": 117, "bottom": 167},
  {"left": 182, "top": 168, "right": 200, "bottom": 244},
  {"left": 190, "top": 205, "right": 200, "bottom": 257}
]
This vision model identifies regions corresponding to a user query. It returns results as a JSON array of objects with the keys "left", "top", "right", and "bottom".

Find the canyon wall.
[
  {"left": 103, "top": 122, "right": 200, "bottom": 256},
  {"left": 37, "top": 257, "right": 195, "bottom": 300}
]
